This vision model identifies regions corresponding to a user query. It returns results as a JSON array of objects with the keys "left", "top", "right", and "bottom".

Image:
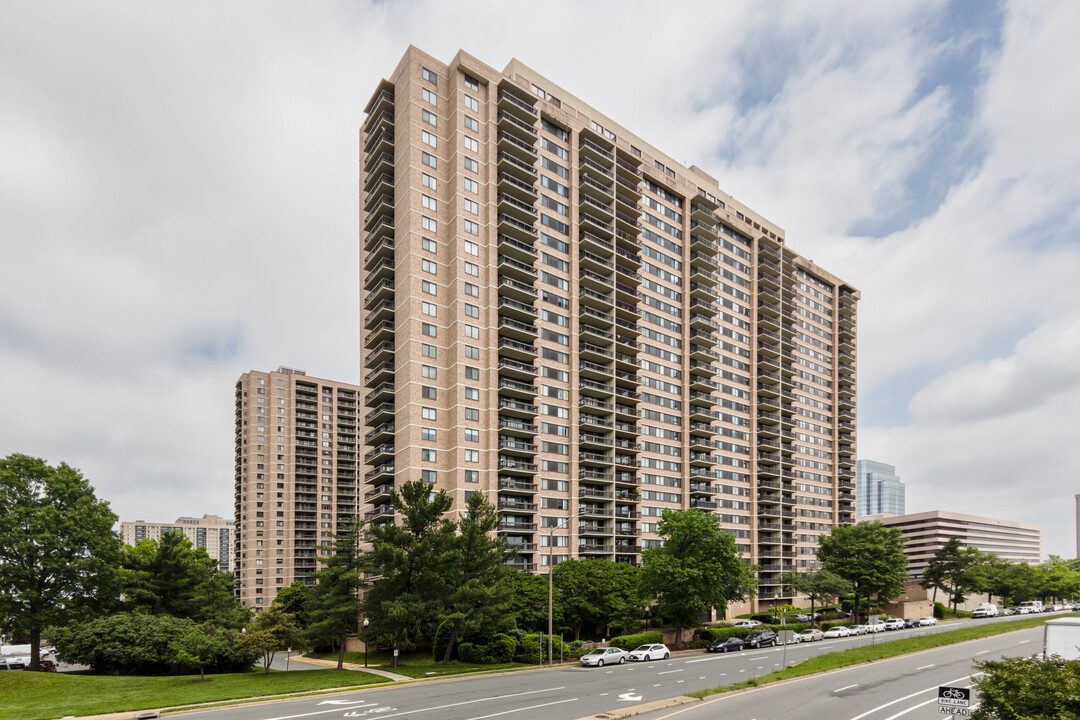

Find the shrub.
[
  {"left": 432, "top": 620, "right": 455, "bottom": 663},
  {"left": 568, "top": 640, "right": 585, "bottom": 658},
  {"left": 934, "top": 602, "right": 946, "bottom": 620},
  {"left": 456, "top": 642, "right": 482, "bottom": 664},
  {"left": 701, "top": 627, "right": 751, "bottom": 641},
  {"left": 490, "top": 634, "right": 516, "bottom": 663},
  {"left": 609, "top": 631, "right": 664, "bottom": 651},
  {"left": 515, "top": 637, "right": 540, "bottom": 664}
]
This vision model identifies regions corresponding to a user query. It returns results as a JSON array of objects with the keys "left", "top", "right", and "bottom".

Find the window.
[
  {"left": 541, "top": 175, "right": 568, "bottom": 197},
  {"left": 464, "top": 177, "right": 479, "bottom": 194},
  {"left": 465, "top": 387, "right": 479, "bottom": 400},
  {"left": 461, "top": 240, "right": 478, "bottom": 257},
  {"left": 541, "top": 290, "right": 568, "bottom": 309},
  {"left": 465, "top": 345, "right": 479, "bottom": 359},
  {"left": 464, "top": 95, "right": 479, "bottom": 111},
  {"left": 465, "top": 428, "right": 479, "bottom": 442},
  {"left": 421, "top": 386, "right": 437, "bottom": 402},
  {"left": 464, "top": 157, "right": 479, "bottom": 173},
  {"left": 464, "top": 303, "right": 479, "bottom": 318},
  {"left": 422, "top": 237, "right": 437, "bottom": 253},
  {"left": 422, "top": 280, "right": 437, "bottom": 296},
  {"left": 540, "top": 271, "right": 568, "bottom": 291},
  {"left": 464, "top": 261, "right": 479, "bottom": 276},
  {"left": 540, "top": 232, "right": 567, "bottom": 253},
  {"left": 464, "top": 324, "right": 479, "bottom": 339},
  {"left": 464, "top": 198, "right": 479, "bottom": 215},
  {"left": 464, "top": 220, "right": 479, "bottom": 235},
  {"left": 422, "top": 173, "right": 437, "bottom": 190},
  {"left": 422, "top": 258, "right": 437, "bottom": 274},
  {"left": 465, "top": 449, "right": 479, "bottom": 462},
  {"left": 422, "top": 216, "right": 437, "bottom": 232},
  {"left": 422, "top": 194, "right": 437, "bottom": 212},
  {"left": 422, "top": 427, "right": 437, "bottom": 442},
  {"left": 422, "top": 130, "right": 437, "bottom": 148},
  {"left": 465, "top": 469, "right": 479, "bottom": 483},
  {"left": 541, "top": 118, "right": 569, "bottom": 141},
  {"left": 465, "top": 407, "right": 479, "bottom": 421},
  {"left": 464, "top": 116, "right": 479, "bottom": 132},
  {"left": 422, "top": 364, "right": 437, "bottom": 379},
  {"left": 541, "top": 213, "right": 569, "bottom": 235},
  {"left": 422, "top": 152, "right": 437, "bottom": 169},
  {"left": 422, "top": 344, "right": 437, "bottom": 358},
  {"left": 422, "top": 323, "right": 437, "bottom": 337},
  {"left": 464, "top": 282, "right": 479, "bottom": 297},
  {"left": 422, "top": 67, "right": 437, "bottom": 85},
  {"left": 540, "top": 155, "right": 568, "bottom": 178},
  {"left": 464, "top": 74, "right": 479, "bottom": 91},
  {"left": 540, "top": 194, "right": 568, "bottom": 216},
  {"left": 541, "top": 252, "right": 568, "bottom": 272},
  {"left": 541, "top": 309, "right": 567, "bottom": 327},
  {"left": 422, "top": 301, "right": 437, "bottom": 316},
  {"left": 422, "top": 407, "right": 437, "bottom": 420},
  {"left": 421, "top": 449, "right": 436, "bottom": 462},
  {"left": 421, "top": 469, "right": 436, "bottom": 483},
  {"left": 422, "top": 87, "right": 437, "bottom": 106},
  {"left": 464, "top": 136, "right": 479, "bottom": 152},
  {"left": 465, "top": 365, "right": 479, "bottom": 379},
  {"left": 421, "top": 109, "right": 437, "bottom": 127}
]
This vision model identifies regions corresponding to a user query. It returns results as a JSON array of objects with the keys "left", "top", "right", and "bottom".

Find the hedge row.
[{"left": 609, "top": 631, "right": 664, "bottom": 651}]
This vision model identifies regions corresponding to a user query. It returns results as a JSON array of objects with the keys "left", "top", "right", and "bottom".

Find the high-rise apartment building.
[
  {"left": 233, "top": 367, "right": 361, "bottom": 610},
  {"left": 358, "top": 47, "right": 858, "bottom": 611},
  {"left": 120, "top": 514, "right": 234, "bottom": 573},
  {"left": 856, "top": 459, "right": 905, "bottom": 517}
]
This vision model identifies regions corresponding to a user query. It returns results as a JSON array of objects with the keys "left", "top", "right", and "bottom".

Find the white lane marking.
[
  {"left": 1018, "top": 640, "right": 1030, "bottom": 645},
  {"left": 748, "top": 655, "right": 769, "bottom": 660},
  {"left": 819, "top": 645, "right": 835, "bottom": 650},
  {"left": 605, "top": 670, "right": 613, "bottom": 674},
  {"left": 739, "top": 669, "right": 746, "bottom": 673},
  {"left": 685, "top": 657, "right": 715, "bottom": 664},
  {"left": 599, "top": 693, "right": 609, "bottom": 697},
  {"left": 849, "top": 675, "right": 977, "bottom": 720},
  {"left": 464, "top": 698, "right": 579, "bottom": 720},
  {"left": 263, "top": 687, "right": 567, "bottom": 720},
  {"left": 619, "top": 692, "right": 642, "bottom": 702},
  {"left": 916, "top": 664, "right": 935, "bottom": 670},
  {"left": 658, "top": 669, "right": 684, "bottom": 675},
  {"left": 699, "top": 676, "right": 706, "bottom": 679},
  {"left": 882, "top": 695, "right": 940, "bottom": 720},
  {"left": 975, "top": 650, "right": 989, "bottom": 655},
  {"left": 319, "top": 701, "right": 377, "bottom": 706},
  {"left": 677, "top": 680, "right": 684, "bottom": 683},
  {"left": 834, "top": 684, "right": 859, "bottom": 693},
  {"left": 653, "top": 683, "right": 662, "bottom": 687}
]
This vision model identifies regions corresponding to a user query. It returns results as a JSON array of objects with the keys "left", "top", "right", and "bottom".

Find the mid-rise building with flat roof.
[
  {"left": 856, "top": 459, "right": 905, "bottom": 517},
  {"left": 873, "top": 510, "right": 1041, "bottom": 577},
  {"left": 233, "top": 367, "right": 362, "bottom": 610},
  {"left": 120, "top": 514, "right": 234, "bottom": 573},
  {"left": 357, "top": 47, "right": 859, "bottom": 610}
]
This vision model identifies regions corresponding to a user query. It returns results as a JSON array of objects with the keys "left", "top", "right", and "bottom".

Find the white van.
[
  {"left": 1018, "top": 601, "right": 1043, "bottom": 613},
  {"left": 972, "top": 603, "right": 998, "bottom": 618}
]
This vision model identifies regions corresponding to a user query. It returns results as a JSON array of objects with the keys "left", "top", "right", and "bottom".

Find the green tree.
[
  {"left": 0, "top": 454, "right": 122, "bottom": 670},
  {"left": 361, "top": 480, "right": 456, "bottom": 655},
  {"left": 972, "top": 655, "right": 1080, "bottom": 720},
  {"left": 1037, "top": 557, "right": 1080, "bottom": 604},
  {"left": 438, "top": 492, "right": 516, "bottom": 663},
  {"left": 817, "top": 521, "right": 907, "bottom": 624},
  {"left": 237, "top": 604, "right": 306, "bottom": 674},
  {"left": 972, "top": 554, "right": 1013, "bottom": 605},
  {"left": 923, "top": 538, "right": 984, "bottom": 614},
  {"left": 554, "top": 559, "right": 641, "bottom": 640},
  {"left": 272, "top": 581, "right": 315, "bottom": 629},
  {"left": 172, "top": 624, "right": 227, "bottom": 681},
  {"left": 783, "top": 568, "right": 851, "bottom": 627},
  {"left": 640, "top": 509, "right": 757, "bottom": 645},
  {"left": 307, "top": 518, "right": 366, "bottom": 669},
  {"left": 504, "top": 569, "right": 550, "bottom": 632}
]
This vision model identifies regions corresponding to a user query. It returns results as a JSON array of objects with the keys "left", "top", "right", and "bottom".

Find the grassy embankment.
[
  {"left": 688, "top": 612, "right": 1074, "bottom": 699},
  {"left": 0, "top": 668, "right": 386, "bottom": 720},
  {"left": 335, "top": 649, "right": 536, "bottom": 678}
]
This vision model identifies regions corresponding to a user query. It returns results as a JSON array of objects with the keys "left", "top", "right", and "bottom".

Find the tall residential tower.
[{"left": 358, "top": 48, "right": 858, "bottom": 611}]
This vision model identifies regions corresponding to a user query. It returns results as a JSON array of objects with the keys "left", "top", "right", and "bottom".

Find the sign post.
[{"left": 937, "top": 685, "right": 971, "bottom": 716}]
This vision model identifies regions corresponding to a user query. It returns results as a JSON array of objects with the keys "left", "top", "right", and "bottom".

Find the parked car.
[
  {"left": 883, "top": 618, "right": 906, "bottom": 631},
  {"left": 796, "top": 612, "right": 821, "bottom": 623},
  {"left": 580, "top": 647, "right": 628, "bottom": 666},
  {"left": 0, "top": 660, "right": 26, "bottom": 670},
  {"left": 823, "top": 626, "right": 850, "bottom": 638},
  {"left": 919, "top": 616, "right": 938, "bottom": 626},
  {"left": 798, "top": 628, "right": 824, "bottom": 642},
  {"left": 22, "top": 659, "right": 56, "bottom": 672},
  {"left": 849, "top": 624, "right": 869, "bottom": 635},
  {"left": 627, "top": 644, "right": 670, "bottom": 662},
  {"left": 867, "top": 621, "right": 887, "bottom": 633},
  {"left": 903, "top": 618, "right": 920, "bottom": 628},
  {"left": 750, "top": 614, "right": 780, "bottom": 624},
  {"left": 706, "top": 637, "right": 745, "bottom": 653},
  {"left": 733, "top": 619, "right": 762, "bottom": 628},
  {"left": 745, "top": 630, "right": 779, "bottom": 648}
]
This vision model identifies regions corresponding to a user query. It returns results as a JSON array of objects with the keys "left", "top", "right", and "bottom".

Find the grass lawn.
[
  {"left": 335, "top": 649, "right": 534, "bottom": 678},
  {"left": 0, "top": 668, "right": 387, "bottom": 720},
  {"left": 689, "top": 612, "right": 1077, "bottom": 699}
]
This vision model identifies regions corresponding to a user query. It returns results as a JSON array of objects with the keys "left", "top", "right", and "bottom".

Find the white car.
[
  {"left": 823, "top": 626, "right": 850, "bottom": 638},
  {"left": 919, "top": 616, "right": 937, "bottom": 626},
  {"left": 627, "top": 643, "right": 670, "bottom": 662},
  {"left": 798, "top": 628, "right": 824, "bottom": 642},
  {"left": 867, "top": 621, "right": 887, "bottom": 633},
  {"left": 579, "top": 647, "right": 628, "bottom": 667},
  {"left": 849, "top": 625, "right": 869, "bottom": 635},
  {"left": 883, "top": 618, "right": 905, "bottom": 631},
  {"left": 733, "top": 620, "right": 762, "bottom": 628}
]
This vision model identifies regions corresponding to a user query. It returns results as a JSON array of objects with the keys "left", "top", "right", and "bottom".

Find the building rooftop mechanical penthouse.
[{"left": 358, "top": 47, "right": 859, "bottom": 612}]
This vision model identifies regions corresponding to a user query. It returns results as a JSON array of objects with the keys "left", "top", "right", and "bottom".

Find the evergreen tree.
[
  {"left": 817, "top": 521, "right": 907, "bottom": 623},
  {"left": 306, "top": 518, "right": 365, "bottom": 669}
]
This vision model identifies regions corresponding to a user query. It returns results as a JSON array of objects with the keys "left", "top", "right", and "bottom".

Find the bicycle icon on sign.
[{"left": 941, "top": 688, "right": 967, "bottom": 699}]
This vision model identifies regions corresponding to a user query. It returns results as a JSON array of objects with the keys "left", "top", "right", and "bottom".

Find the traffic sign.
[
  {"left": 938, "top": 686, "right": 970, "bottom": 708},
  {"left": 938, "top": 708, "right": 969, "bottom": 716}
]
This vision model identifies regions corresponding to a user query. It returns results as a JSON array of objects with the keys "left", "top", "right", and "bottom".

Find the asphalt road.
[
  {"left": 173, "top": 613, "right": 1063, "bottom": 720},
  {"left": 631, "top": 625, "right": 1044, "bottom": 720}
]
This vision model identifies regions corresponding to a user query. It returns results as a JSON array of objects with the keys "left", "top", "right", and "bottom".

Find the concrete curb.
[{"left": 574, "top": 695, "right": 697, "bottom": 720}]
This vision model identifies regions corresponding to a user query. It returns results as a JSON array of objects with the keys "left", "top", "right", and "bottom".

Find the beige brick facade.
[
  {"left": 120, "top": 514, "right": 234, "bottom": 573},
  {"left": 359, "top": 47, "right": 859, "bottom": 613}
]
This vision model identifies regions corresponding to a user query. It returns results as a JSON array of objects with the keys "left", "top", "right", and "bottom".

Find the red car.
[{"left": 23, "top": 659, "right": 57, "bottom": 672}]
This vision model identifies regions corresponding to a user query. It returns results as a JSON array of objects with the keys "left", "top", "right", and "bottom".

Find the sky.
[{"left": 2, "top": 0, "right": 1078, "bottom": 558}]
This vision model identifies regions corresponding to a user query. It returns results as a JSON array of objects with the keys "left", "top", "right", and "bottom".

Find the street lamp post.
[
  {"left": 363, "top": 618, "right": 370, "bottom": 667},
  {"left": 546, "top": 512, "right": 581, "bottom": 665}
]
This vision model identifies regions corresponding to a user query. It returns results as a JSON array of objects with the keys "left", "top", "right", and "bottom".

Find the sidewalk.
[{"left": 291, "top": 655, "right": 411, "bottom": 682}]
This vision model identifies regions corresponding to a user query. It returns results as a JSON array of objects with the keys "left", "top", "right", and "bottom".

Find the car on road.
[
  {"left": 733, "top": 619, "right": 762, "bottom": 628},
  {"left": 884, "top": 618, "right": 906, "bottom": 631},
  {"left": 579, "top": 647, "right": 628, "bottom": 667},
  {"left": 22, "top": 659, "right": 57, "bottom": 672},
  {"left": 903, "top": 618, "right": 920, "bottom": 628},
  {"left": 706, "top": 637, "right": 745, "bottom": 653},
  {"left": 797, "top": 628, "right": 824, "bottom": 642},
  {"left": 795, "top": 612, "right": 821, "bottom": 623},
  {"left": 849, "top": 624, "right": 869, "bottom": 635},
  {"left": 919, "top": 616, "right": 938, "bottom": 626},
  {"left": 627, "top": 644, "right": 670, "bottom": 661},
  {"left": 745, "top": 630, "right": 779, "bottom": 648},
  {"left": 823, "top": 626, "right": 850, "bottom": 638},
  {"left": 867, "top": 621, "right": 887, "bottom": 633}
]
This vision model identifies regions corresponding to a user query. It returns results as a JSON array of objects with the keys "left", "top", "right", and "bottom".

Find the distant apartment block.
[
  {"left": 356, "top": 47, "right": 859, "bottom": 610},
  {"left": 233, "top": 367, "right": 362, "bottom": 610},
  {"left": 120, "top": 514, "right": 234, "bottom": 573},
  {"left": 856, "top": 459, "right": 905, "bottom": 517},
  {"left": 874, "top": 510, "right": 1041, "bottom": 577}
]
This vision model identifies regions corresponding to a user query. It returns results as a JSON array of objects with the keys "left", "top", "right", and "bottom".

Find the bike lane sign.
[{"left": 938, "top": 686, "right": 971, "bottom": 716}]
